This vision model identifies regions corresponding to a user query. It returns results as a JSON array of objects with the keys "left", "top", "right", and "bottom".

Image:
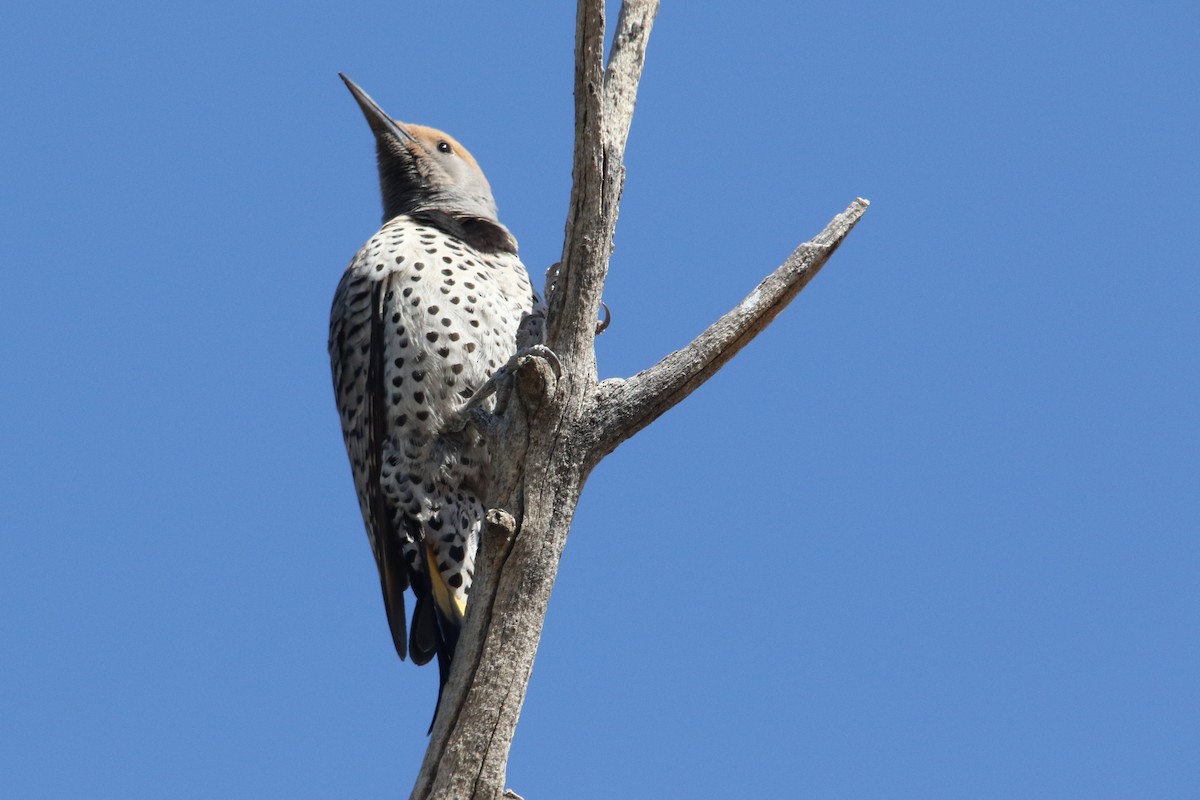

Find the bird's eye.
[{"left": 436, "top": 141, "right": 452, "bottom": 154}]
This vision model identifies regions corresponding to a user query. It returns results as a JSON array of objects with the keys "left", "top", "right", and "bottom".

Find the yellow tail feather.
[{"left": 425, "top": 543, "right": 467, "bottom": 623}]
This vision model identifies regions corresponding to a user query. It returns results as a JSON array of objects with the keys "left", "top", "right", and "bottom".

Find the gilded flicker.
[{"left": 328, "top": 74, "right": 545, "bottom": 718}]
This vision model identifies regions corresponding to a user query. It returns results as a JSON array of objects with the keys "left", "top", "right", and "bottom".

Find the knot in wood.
[{"left": 484, "top": 508, "right": 517, "bottom": 540}]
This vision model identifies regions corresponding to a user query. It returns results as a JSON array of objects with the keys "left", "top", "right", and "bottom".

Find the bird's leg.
[{"left": 442, "top": 375, "right": 508, "bottom": 436}]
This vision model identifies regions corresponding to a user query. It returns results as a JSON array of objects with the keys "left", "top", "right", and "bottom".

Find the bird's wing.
[{"left": 329, "top": 263, "right": 411, "bottom": 660}]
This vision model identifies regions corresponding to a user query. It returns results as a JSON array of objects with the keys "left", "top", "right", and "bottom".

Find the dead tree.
[{"left": 410, "top": 2, "right": 869, "bottom": 797}]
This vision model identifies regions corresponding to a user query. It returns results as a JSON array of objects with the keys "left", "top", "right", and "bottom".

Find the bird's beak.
[{"left": 339, "top": 73, "right": 415, "bottom": 144}]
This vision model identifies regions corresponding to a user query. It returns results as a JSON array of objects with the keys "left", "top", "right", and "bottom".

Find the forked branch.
[{"left": 410, "top": 1, "right": 866, "bottom": 798}]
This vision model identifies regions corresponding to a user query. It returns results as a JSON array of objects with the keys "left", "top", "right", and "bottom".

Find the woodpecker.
[{"left": 328, "top": 74, "right": 544, "bottom": 721}]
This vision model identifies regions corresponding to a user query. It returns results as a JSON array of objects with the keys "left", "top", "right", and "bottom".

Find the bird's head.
[{"left": 340, "top": 74, "right": 502, "bottom": 228}]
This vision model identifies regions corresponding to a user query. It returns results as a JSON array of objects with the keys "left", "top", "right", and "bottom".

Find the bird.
[{"left": 328, "top": 74, "right": 545, "bottom": 722}]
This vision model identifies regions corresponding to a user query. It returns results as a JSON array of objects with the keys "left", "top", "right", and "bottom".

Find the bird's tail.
[{"left": 423, "top": 542, "right": 466, "bottom": 733}]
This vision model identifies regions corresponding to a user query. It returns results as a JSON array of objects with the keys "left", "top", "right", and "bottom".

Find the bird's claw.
[
  {"left": 595, "top": 302, "right": 611, "bottom": 335},
  {"left": 514, "top": 344, "right": 562, "bottom": 381}
]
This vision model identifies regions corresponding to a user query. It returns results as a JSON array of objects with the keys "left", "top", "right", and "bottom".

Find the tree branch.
[
  {"left": 546, "top": 0, "right": 659, "bottom": 378},
  {"left": 603, "top": 0, "right": 658, "bottom": 158},
  {"left": 544, "top": 0, "right": 606, "bottom": 372},
  {"left": 589, "top": 198, "right": 870, "bottom": 459}
]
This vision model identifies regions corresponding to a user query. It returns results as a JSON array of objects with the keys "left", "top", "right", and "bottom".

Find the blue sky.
[{"left": 2, "top": 1, "right": 1197, "bottom": 797}]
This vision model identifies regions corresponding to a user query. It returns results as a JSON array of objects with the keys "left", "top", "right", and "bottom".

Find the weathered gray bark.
[{"left": 410, "top": 2, "right": 868, "bottom": 798}]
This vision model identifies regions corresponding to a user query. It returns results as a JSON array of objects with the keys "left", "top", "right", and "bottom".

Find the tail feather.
[
  {"left": 375, "top": 527, "right": 411, "bottom": 662},
  {"left": 428, "top": 646, "right": 452, "bottom": 734},
  {"left": 415, "top": 541, "right": 466, "bottom": 732},
  {"left": 408, "top": 592, "right": 440, "bottom": 666},
  {"left": 424, "top": 588, "right": 462, "bottom": 733}
]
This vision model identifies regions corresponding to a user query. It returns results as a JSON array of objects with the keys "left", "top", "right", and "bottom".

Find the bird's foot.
[
  {"left": 511, "top": 344, "right": 562, "bottom": 381},
  {"left": 444, "top": 345, "right": 562, "bottom": 435}
]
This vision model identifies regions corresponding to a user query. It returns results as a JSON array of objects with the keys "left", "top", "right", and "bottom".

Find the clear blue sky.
[{"left": 2, "top": 2, "right": 1196, "bottom": 797}]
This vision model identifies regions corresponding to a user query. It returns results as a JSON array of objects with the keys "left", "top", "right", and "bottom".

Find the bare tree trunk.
[{"left": 410, "top": 2, "right": 868, "bottom": 798}]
